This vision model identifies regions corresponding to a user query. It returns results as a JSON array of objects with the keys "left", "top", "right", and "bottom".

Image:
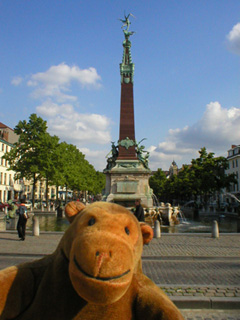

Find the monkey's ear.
[
  {"left": 140, "top": 222, "right": 153, "bottom": 245},
  {"left": 65, "top": 201, "right": 85, "bottom": 223}
]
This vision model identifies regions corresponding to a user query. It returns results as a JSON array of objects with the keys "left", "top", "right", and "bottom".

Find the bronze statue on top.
[{"left": 119, "top": 13, "right": 135, "bottom": 40}]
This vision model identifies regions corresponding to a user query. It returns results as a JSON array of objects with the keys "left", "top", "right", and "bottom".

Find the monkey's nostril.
[
  {"left": 96, "top": 251, "right": 100, "bottom": 256},
  {"left": 109, "top": 251, "right": 112, "bottom": 257}
]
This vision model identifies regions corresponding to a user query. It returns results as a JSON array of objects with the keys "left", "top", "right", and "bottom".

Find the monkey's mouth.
[{"left": 74, "top": 256, "right": 130, "bottom": 281}]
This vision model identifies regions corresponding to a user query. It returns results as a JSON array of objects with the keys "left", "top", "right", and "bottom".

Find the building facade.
[
  {"left": 0, "top": 122, "right": 72, "bottom": 204},
  {"left": 0, "top": 123, "right": 23, "bottom": 202},
  {"left": 226, "top": 144, "right": 240, "bottom": 198}
]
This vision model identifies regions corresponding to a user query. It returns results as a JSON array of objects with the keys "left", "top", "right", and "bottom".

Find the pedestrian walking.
[
  {"left": 16, "top": 200, "right": 29, "bottom": 241},
  {"left": 134, "top": 199, "right": 145, "bottom": 222}
]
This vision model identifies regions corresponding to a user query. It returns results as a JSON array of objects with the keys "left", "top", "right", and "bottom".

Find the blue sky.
[{"left": 1, "top": 0, "right": 240, "bottom": 171}]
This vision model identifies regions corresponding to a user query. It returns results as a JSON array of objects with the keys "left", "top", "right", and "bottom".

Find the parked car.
[
  {"left": 33, "top": 200, "right": 46, "bottom": 209},
  {"left": 0, "top": 202, "right": 9, "bottom": 212}
]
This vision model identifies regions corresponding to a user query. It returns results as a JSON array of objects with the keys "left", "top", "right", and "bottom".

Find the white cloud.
[
  {"left": 36, "top": 100, "right": 111, "bottom": 146},
  {"left": 80, "top": 148, "right": 109, "bottom": 171},
  {"left": 11, "top": 76, "right": 23, "bottom": 86},
  {"left": 36, "top": 100, "right": 74, "bottom": 117},
  {"left": 226, "top": 22, "right": 240, "bottom": 55},
  {"left": 28, "top": 63, "right": 101, "bottom": 102},
  {"left": 149, "top": 102, "right": 240, "bottom": 170},
  {"left": 9, "top": 63, "right": 110, "bottom": 171}
]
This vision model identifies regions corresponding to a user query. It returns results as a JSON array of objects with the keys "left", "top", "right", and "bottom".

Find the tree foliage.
[
  {"left": 3, "top": 114, "right": 49, "bottom": 206},
  {"left": 4, "top": 114, "right": 106, "bottom": 203},
  {"left": 149, "top": 169, "right": 167, "bottom": 202},
  {"left": 150, "top": 147, "right": 236, "bottom": 205}
]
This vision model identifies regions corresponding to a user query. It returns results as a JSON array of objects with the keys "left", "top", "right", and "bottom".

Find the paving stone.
[
  {"left": 225, "top": 293, "right": 235, "bottom": 297},
  {"left": 205, "top": 293, "right": 215, "bottom": 297},
  {"left": 181, "top": 309, "right": 240, "bottom": 320},
  {"left": 1, "top": 231, "right": 240, "bottom": 317},
  {"left": 215, "top": 293, "right": 225, "bottom": 297}
]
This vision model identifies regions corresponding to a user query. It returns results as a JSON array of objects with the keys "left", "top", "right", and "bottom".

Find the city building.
[
  {"left": 0, "top": 123, "right": 23, "bottom": 202},
  {"left": 0, "top": 122, "right": 72, "bottom": 204},
  {"left": 168, "top": 160, "right": 178, "bottom": 178},
  {"left": 226, "top": 144, "right": 240, "bottom": 200}
]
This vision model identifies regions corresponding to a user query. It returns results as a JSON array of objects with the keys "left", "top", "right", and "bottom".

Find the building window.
[
  {"left": 233, "top": 160, "right": 235, "bottom": 168},
  {"left": 6, "top": 146, "right": 8, "bottom": 152},
  {"left": 234, "top": 148, "right": 238, "bottom": 155},
  {"left": 236, "top": 159, "right": 238, "bottom": 167},
  {"left": 2, "top": 144, "right": 4, "bottom": 151},
  {"left": 4, "top": 173, "right": 7, "bottom": 185},
  {"left": 0, "top": 173, "right": 2, "bottom": 184}
]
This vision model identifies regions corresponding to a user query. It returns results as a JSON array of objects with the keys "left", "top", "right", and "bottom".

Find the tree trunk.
[
  {"left": 32, "top": 174, "right": 37, "bottom": 208},
  {"left": 65, "top": 184, "right": 68, "bottom": 205},
  {"left": 45, "top": 178, "right": 49, "bottom": 204},
  {"left": 56, "top": 185, "right": 59, "bottom": 201}
]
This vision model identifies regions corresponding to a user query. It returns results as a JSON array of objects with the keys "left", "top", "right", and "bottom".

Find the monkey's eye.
[
  {"left": 88, "top": 217, "right": 96, "bottom": 226},
  {"left": 125, "top": 227, "right": 130, "bottom": 235}
]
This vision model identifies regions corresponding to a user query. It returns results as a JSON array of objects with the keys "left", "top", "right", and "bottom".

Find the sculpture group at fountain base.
[{"left": 103, "top": 159, "right": 153, "bottom": 208}]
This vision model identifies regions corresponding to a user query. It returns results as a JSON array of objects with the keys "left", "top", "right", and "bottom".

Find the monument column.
[
  {"left": 118, "top": 33, "right": 137, "bottom": 160},
  {"left": 103, "top": 14, "right": 153, "bottom": 208}
]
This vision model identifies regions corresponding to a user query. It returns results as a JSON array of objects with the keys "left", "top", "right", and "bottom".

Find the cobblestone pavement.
[
  {"left": 143, "top": 235, "right": 240, "bottom": 257},
  {"left": 158, "top": 285, "right": 240, "bottom": 298},
  {"left": 0, "top": 231, "right": 62, "bottom": 255},
  {"left": 1, "top": 232, "right": 239, "bottom": 257},
  {"left": 142, "top": 258, "right": 240, "bottom": 286},
  {"left": 181, "top": 309, "right": 240, "bottom": 319},
  {"left": 0, "top": 231, "right": 240, "bottom": 319}
]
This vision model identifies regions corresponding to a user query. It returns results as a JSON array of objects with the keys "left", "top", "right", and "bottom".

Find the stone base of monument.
[{"left": 103, "top": 160, "right": 153, "bottom": 208}]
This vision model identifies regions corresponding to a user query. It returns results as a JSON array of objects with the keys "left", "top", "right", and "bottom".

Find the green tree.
[
  {"left": 149, "top": 169, "right": 167, "bottom": 202},
  {"left": 4, "top": 115, "right": 105, "bottom": 205},
  {"left": 55, "top": 143, "right": 105, "bottom": 203},
  {"left": 190, "top": 147, "right": 236, "bottom": 206},
  {"left": 91, "top": 171, "right": 106, "bottom": 195},
  {"left": 171, "top": 165, "right": 195, "bottom": 203},
  {"left": 149, "top": 148, "right": 236, "bottom": 207},
  {"left": 3, "top": 114, "right": 49, "bottom": 206},
  {"left": 49, "top": 141, "right": 69, "bottom": 202},
  {"left": 38, "top": 133, "right": 60, "bottom": 204}
]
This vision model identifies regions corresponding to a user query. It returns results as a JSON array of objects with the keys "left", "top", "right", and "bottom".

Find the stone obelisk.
[
  {"left": 104, "top": 14, "right": 153, "bottom": 208},
  {"left": 118, "top": 32, "right": 136, "bottom": 160}
]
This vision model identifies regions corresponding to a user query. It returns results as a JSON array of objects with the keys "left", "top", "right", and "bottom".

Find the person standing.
[
  {"left": 16, "top": 200, "right": 28, "bottom": 241},
  {"left": 134, "top": 199, "right": 145, "bottom": 222}
]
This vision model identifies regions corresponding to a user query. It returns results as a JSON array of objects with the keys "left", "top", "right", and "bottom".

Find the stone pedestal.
[
  {"left": 154, "top": 220, "right": 161, "bottom": 238},
  {"left": 212, "top": 220, "right": 219, "bottom": 238},
  {"left": 32, "top": 216, "right": 40, "bottom": 236},
  {"left": 103, "top": 160, "right": 153, "bottom": 208}
]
